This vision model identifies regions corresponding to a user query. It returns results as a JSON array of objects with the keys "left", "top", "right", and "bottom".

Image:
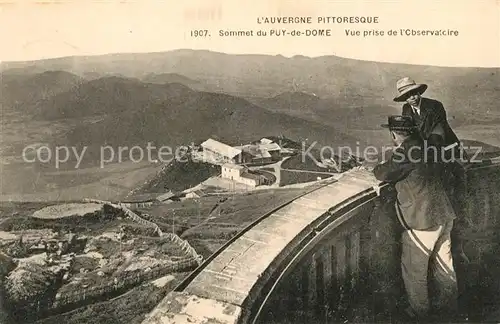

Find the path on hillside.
[
  {"left": 249, "top": 157, "right": 294, "bottom": 187},
  {"left": 279, "top": 168, "right": 337, "bottom": 175},
  {"left": 250, "top": 156, "right": 338, "bottom": 187}
]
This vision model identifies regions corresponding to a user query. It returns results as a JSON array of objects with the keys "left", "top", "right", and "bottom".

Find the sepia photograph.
[{"left": 1, "top": 1, "right": 499, "bottom": 323}]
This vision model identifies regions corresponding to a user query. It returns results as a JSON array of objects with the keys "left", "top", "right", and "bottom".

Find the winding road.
[{"left": 248, "top": 156, "right": 338, "bottom": 187}]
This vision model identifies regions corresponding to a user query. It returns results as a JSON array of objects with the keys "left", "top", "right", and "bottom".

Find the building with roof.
[
  {"left": 221, "top": 163, "right": 269, "bottom": 187},
  {"left": 234, "top": 145, "right": 272, "bottom": 164},
  {"left": 260, "top": 138, "right": 274, "bottom": 145},
  {"left": 258, "top": 142, "right": 281, "bottom": 160},
  {"left": 239, "top": 171, "right": 267, "bottom": 187},
  {"left": 156, "top": 191, "right": 178, "bottom": 202},
  {"left": 200, "top": 138, "right": 251, "bottom": 164},
  {"left": 221, "top": 163, "right": 246, "bottom": 180},
  {"left": 185, "top": 189, "right": 206, "bottom": 199},
  {"left": 199, "top": 137, "right": 282, "bottom": 166},
  {"left": 234, "top": 141, "right": 282, "bottom": 165}
]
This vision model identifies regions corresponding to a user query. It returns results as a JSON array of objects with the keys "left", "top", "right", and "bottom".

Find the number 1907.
[{"left": 190, "top": 30, "right": 210, "bottom": 37}]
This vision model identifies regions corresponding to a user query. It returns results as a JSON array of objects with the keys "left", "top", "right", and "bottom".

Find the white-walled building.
[
  {"left": 221, "top": 163, "right": 245, "bottom": 180},
  {"left": 221, "top": 163, "right": 268, "bottom": 187},
  {"left": 238, "top": 171, "right": 264, "bottom": 187},
  {"left": 200, "top": 138, "right": 243, "bottom": 164}
]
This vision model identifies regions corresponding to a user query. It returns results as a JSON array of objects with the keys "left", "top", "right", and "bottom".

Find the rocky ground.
[{"left": 0, "top": 185, "right": 310, "bottom": 324}]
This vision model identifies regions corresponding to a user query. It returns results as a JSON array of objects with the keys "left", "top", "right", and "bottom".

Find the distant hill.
[
  {"left": 141, "top": 73, "right": 205, "bottom": 90},
  {"left": 1, "top": 70, "right": 83, "bottom": 109},
  {"left": 82, "top": 72, "right": 103, "bottom": 80},
  {"left": 250, "top": 90, "right": 398, "bottom": 131},
  {"left": 35, "top": 76, "right": 193, "bottom": 120},
  {"left": 1, "top": 66, "right": 48, "bottom": 76},
  {"left": 254, "top": 91, "right": 326, "bottom": 112},
  {"left": 79, "top": 72, "right": 130, "bottom": 80}
]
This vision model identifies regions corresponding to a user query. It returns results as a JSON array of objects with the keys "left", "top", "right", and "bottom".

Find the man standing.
[
  {"left": 393, "top": 77, "right": 461, "bottom": 155},
  {"left": 373, "top": 116, "right": 458, "bottom": 320},
  {"left": 393, "top": 77, "right": 466, "bottom": 192}
]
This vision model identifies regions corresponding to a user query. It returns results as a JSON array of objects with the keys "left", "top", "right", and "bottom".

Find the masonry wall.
[
  {"left": 221, "top": 166, "right": 242, "bottom": 180},
  {"left": 255, "top": 190, "right": 400, "bottom": 323},
  {"left": 238, "top": 176, "right": 259, "bottom": 187},
  {"left": 254, "top": 163, "right": 500, "bottom": 323}
]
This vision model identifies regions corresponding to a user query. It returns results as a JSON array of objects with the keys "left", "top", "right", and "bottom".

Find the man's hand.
[{"left": 362, "top": 146, "right": 396, "bottom": 171}]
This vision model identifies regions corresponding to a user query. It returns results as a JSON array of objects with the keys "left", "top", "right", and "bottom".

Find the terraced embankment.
[{"left": 0, "top": 200, "right": 203, "bottom": 323}]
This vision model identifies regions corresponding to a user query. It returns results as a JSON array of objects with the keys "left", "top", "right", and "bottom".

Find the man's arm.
[
  {"left": 373, "top": 147, "right": 415, "bottom": 183},
  {"left": 425, "top": 101, "right": 447, "bottom": 143},
  {"left": 419, "top": 101, "right": 447, "bottom": 165}
]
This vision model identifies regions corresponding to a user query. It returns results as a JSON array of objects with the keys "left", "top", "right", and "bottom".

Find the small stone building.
[{"left": 221, "top": 163, "right": 268, "bottom": 187}]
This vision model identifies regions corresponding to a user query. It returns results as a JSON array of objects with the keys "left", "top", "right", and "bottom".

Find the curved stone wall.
[{"left": 142, "top": 158, "right": 500, "bottom": 323}]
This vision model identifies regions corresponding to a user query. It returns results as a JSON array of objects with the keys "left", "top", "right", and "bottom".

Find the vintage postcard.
[{"left": 1, "top": 1, "right": 499, "bottom": 323}]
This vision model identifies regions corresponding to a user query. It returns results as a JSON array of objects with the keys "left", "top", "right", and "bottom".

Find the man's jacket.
[
  {"left": 373, "top": 134, "right": 456, "bottom": 230},
  {"left": 402, "top": 97, "right": 461, "bottom": 158}
]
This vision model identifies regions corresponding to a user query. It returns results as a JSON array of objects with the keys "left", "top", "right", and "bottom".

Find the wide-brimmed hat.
[
  {"left": 381, "top": 115, "right": 418, "bottom": 131},
  {"left": 393, "top": 77, "right": 428, "bottom": 102}
]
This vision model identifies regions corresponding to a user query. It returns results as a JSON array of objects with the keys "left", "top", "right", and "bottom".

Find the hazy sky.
[{"left": 1, "top": 0, "right": 499, "bottom": 67}]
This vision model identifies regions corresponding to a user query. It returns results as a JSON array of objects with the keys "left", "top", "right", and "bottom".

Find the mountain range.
[{"left": 2, "top": 49, "right": 499, "bottom": 109}]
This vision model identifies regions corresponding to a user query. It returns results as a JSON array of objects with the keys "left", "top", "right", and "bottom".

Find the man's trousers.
[{"left": 399, "top": 220, "right": 459, "bottom": 317}]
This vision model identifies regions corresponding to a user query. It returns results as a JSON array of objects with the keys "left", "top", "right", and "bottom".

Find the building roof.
[
  {"left": 242, "top": 145, "right": 260, "bottom": 156},
  {"left": 201, "top": 138, "right": 242, "bottom": 158},
  {"left": 261, "top": 151, "right": 272, "bottom": 158},
  {"left": 222, "top": 163, "right": 246, "bottom": 170},
  {"left": 156, "top": 191, "right": 177, "bottom": 202},
  {"left": 186, "top": 191, "right": 201, "bottom": 198},
  {"left": 238, "top": 145, "right": 272, "bottom": 159},
  {"left": 260, "top": 138, "right": 274, "bottom": 144},
  {"left": 118, "top": 193, "right": 161, "bottom": 203},
  {"left": 259, "top": 143, "right": 281, "bottom": 152}
]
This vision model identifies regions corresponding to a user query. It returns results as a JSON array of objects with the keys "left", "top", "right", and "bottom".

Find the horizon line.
[{"left": 1, "top": 48, "right": 499, "bottom": 69}]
